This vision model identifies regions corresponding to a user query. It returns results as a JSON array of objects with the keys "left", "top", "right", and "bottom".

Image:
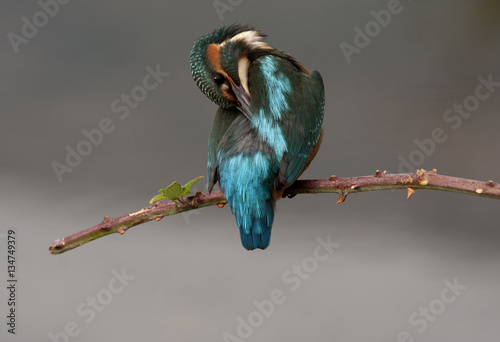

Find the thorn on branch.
[
  {"left": 191, "top": 197, "right": 196, "bottom": 206},
  {"left": 337, "top": 192, "right": 347, "bottom": 204},
  {"left": 407, "top": 187, "right": 416, "bottom": 200}
]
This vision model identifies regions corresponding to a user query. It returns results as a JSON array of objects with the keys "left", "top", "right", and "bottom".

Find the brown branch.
[{"left": 49, "top": 169, "right": 500, "bottom": 255}]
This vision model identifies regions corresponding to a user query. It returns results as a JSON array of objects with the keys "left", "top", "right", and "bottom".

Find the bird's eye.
[{"left": 212, "top": 72, "right": 225, "bottom": 85}]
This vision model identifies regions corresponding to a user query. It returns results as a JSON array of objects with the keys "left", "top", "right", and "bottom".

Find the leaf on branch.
[
  {"left": 149, "top": 176, "right": 203, "bottom": 204},
  {"left": 179, "top": 176, "right": 204, "bottom": 197}
]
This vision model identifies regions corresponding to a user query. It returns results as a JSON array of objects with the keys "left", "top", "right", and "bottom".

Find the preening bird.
[{"left": 190, "top": 24, "right": 324, "bottom": 250}]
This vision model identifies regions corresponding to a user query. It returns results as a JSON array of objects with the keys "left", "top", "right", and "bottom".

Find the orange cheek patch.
[
  {"left": 206, "top": 43, "right": 237, "bottom": 102},
  {"left": 206, "top": 43, "right": 230, "bottom": 78},
  {"left": 206, "top": 44, "right": 231, "bottom": 78},
  {"left": 206, "top": 44, "right": 221, "bottom": 70}
]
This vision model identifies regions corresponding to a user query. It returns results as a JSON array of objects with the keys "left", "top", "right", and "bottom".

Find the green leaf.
[
  {"left": 162, "top": 181, "right": 183, "bottom": 200},
  {"left": 150, "top": 176, "right": 204, "bottom": 204},
  {"left": 179, "top": 176, "right": 204, "bottom": 197}
]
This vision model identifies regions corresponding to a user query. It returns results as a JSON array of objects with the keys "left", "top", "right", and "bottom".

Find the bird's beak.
[{"left": 229, "top": 80, "right": 251, "bottom": 116}]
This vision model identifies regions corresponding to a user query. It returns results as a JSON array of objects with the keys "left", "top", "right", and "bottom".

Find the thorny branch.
[{"left": 49, "top": 169, "right": 500, "bottom": 255}]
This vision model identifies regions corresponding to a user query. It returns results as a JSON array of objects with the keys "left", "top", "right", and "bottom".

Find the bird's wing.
[
  {"left": 207, "top": 107, "right": 239, "bottom": 192},
  {"left": 243, "top": 54, "right": 325, "bottom": 189}
]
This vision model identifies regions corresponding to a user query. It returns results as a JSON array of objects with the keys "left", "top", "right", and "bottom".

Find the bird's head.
[{"left": 190, "top": 23, "right": 275, "bottom": 110}]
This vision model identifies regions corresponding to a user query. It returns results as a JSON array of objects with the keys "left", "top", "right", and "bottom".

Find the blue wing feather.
[{"left": 248, "top": 55, "right": 324, "bottom": 188}]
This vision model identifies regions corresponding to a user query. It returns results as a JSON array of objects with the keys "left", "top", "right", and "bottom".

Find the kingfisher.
[{"left": 190, "top": 24, "right": 324, "bottom": 250}]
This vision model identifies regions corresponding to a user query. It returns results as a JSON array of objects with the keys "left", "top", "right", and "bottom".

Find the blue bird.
[{"left": 190, "top": 24, "right": 324, "bottom": 250}]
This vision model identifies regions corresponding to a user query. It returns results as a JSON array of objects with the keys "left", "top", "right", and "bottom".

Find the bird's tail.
[
  {"left": 219, "top": 152, "right": 277, "bottom": 250},
  {"left": 236, "top": 199, "right": 274, "bottom": 250}
]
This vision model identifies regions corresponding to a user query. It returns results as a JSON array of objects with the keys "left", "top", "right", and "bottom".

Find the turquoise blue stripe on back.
[
  {"left": 252, "top": 56, "right": 291, "bottom": 161},
  {"left": 259, "top": 56, "right": 291, "bottom": 119}
]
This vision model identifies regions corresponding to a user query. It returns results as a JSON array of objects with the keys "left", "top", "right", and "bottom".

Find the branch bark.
[{"left": 49, "top": 169, "right": 500, "bottom": 255}]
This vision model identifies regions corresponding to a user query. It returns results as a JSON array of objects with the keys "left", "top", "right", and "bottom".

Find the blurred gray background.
[{"left": 1, "top": 0, "right": 500, "bottom": 341}]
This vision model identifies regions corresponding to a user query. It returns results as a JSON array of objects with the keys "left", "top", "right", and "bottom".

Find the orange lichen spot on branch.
[
  {"left": 402, "top": 175, "right": 413, "bottom": 184},
  {"left": 475, "top": 188, "right": 484, "bottom": 194},
  {"left": 416, "top": 169, "right": 429, "bottom": 185},
  {"left": 128, "top": 208, "right": 149, "bottom": 216},
  {"left": 217, "top": 202, "right": 227, "bottom": 208},
  {"left": 418, "top": 178, "right": 429, "bottom": 186}
]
